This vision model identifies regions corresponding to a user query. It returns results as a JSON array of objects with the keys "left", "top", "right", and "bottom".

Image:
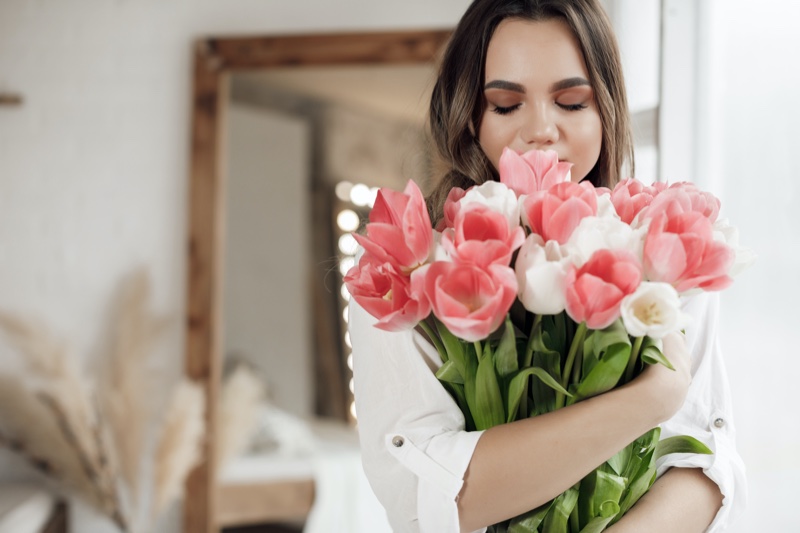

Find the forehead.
[{"left": 484, "top": 18, "right": 590, "bottom": 83}]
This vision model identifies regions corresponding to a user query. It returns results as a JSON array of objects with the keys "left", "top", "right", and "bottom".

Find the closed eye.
[
  {"left": 491, "top": 103, "right": 522, "bottom": 116},
  {"left": 557, "top": 102, "right": 588, "bottom": 111}
]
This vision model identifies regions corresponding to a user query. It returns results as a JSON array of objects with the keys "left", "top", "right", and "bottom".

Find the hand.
[{"left": 635, "top": 331, "right": 692, "bottom": 423}]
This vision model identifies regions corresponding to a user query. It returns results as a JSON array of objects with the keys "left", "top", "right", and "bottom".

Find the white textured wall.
[
  {"left": 702, "top": 1, "right": 800, "bottom": 530},
  {"left": 0, "top": 1, "right": 470, "bottom": 531}
]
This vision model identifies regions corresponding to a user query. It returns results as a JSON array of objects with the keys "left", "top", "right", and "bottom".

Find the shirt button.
[
  {"left": 392, "top": 436, "right": 405, "bottom": 447},
  {"left": 713, "top": 418, "right": 725, "bottom": 428}
]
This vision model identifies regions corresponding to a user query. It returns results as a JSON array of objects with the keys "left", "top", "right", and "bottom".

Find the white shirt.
[{"left": 350, "top": 291, "right": 746, "bottom": 532}]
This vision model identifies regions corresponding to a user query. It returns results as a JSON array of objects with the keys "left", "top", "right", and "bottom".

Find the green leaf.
[
  {"left": 582, "top": 332, "right": 598, "bottom": 376},
  {"left": 655, "top": 435, "right": 713, "bottom": 460},
  {"left": 617, "top": 466, "right": 657, "bottom": 517},
  {"left": 489, "top": 522, "right": 509, "bottom": 533},
  {"left": 435, "top": 360, "right": 464, "bottom": 384},
  {"left": 577, "top": 502, "right": 620, "bottom": 533},
  {"left": 578, "top": 469, "right": 626, "bottom": 528},
  {"left": 569, "top": 342, "right": 629, "bottom": 404},
  {"left": 463, "top": 343, "right": 479, "bottom": 425},
  {"left": 435, "top": 319, "right": 467, "bottom": 378},
  {"left": 472, "top": 347, "right": 506, "bottom": 430},
  {"left": 542, "top": 487, "right": 579, "bottom": 533},
  {"left": 616, "top": 431, "right": 662, "bottom": 519},
  {"left": 543, "top": 312, "right": 568, "bottom": 354},
  {"left": 506, "top": 367, "right": 572, "bottom": 423},
  {"left": 508, "top": 501, "right": 552, "bottom": 532},
  {"left": 439, "top": 381, "right": 475, "bottom": 431},
  {"left": 495, "top": 316, "right": 519, "bottom": 378},
  {"left": 584, "top": 320, "right": 630, "bottom": 371},
  {"left": 606, "top": 444, "right": 632, "bottom": 477},
  {"left": 640, "top": 336, "right": 674, "bottom": 370},
  {"left": 529, "top": 350, "right": 562, "bottom": 416}
]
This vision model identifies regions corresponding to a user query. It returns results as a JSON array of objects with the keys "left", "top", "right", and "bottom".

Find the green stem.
[
  {"left": 555, "top": 322, "right": 587, "bottom": 410},
  {"left": 419, "top": 320, "right": 447, "bottom": 362},
  {"left": 571, "top": 340, "right": 584, "bottom": 386},
  {"left": 561, "top": 322, "right": 587, "bottom": 388},
  {"left": 523, "top": 314, "right": 542, "bottom": 368},
  {"left": 625, "top": 336, "right": 644, "bottom": 383},
  {"left": 519, "top": 314, "right": 542, "bottom": 419},
  {"left": 474, "top": 341, "right": 483, "bottom": 361}
]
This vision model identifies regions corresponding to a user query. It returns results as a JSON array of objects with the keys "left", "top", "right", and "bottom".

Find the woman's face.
[{"left": 478, "top": 17, "right": 603, "bottom": 182}]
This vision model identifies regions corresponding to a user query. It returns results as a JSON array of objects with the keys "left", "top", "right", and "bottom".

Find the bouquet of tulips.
[{"left": 344, "top": 148, "right": 753, "bottom": 532}]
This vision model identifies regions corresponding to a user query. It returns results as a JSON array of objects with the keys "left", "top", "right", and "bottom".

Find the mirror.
[{"left": 184, "top": 30, "right": 450, "bottom": 533}]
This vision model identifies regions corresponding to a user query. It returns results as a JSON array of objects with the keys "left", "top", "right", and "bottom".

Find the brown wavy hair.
[{"left": 427, "top": 0, "right": 633, "bottom": 226}]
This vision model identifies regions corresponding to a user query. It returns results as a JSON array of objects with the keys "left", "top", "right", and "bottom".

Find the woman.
[{"left": 349, "top": 1, "right": 745, "bottom": 531}]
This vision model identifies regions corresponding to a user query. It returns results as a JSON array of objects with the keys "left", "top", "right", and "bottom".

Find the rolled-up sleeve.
[
  {"left": 349, "top": 300, "right": 486, "bottom": 533},
  {"left": 657, "top": 292, "right": 747, "bottom": 531}
]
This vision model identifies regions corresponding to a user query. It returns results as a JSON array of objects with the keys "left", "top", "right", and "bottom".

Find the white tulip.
[
  {"left": 460, "top": 181, "right": 521, "bottom": 231},
  {"left": 596, "top": 192, "right": 619, "bottom": 220},
  {"left": 620, "top": 282, "right": 690, "bottom": 338},
  {"left": 515, "top": 234, "right": 571, "bottom": 315},
  {"left": 431, "top": 230, "right": 452, "bottom": 262},
  {"left": 564, "top": 215, "right": 649, "bottom": 267},
  {"left": 712, "top": 218, "right": 757, "bottom": 277}
]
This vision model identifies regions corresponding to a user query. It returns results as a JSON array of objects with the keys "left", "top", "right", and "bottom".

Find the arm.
[
  {"left": 458, "top": 331, "right": 692, "bottom": 532},
  {"left": 605, "top": 467, "right": 722, "bottom": 533}
]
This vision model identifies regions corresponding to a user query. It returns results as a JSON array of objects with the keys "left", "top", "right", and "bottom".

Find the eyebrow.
[{"left": 484, "top": 77, "right": 591, "bottom": 93}]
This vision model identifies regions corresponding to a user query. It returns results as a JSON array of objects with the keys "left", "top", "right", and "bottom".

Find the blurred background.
[{"left": 0, "top": 0, "right": 797, "bottom": 532}]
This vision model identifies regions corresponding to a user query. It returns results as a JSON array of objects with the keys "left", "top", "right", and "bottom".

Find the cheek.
[
  {"left": 569, "top": 115, "right": 603, "bottom": 179},
  {"left": 478, "top": 113, "right": 512, "bottom": 169}
]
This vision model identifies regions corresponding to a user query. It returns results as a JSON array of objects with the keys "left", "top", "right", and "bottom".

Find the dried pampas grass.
[
  {"left": 100, "top": 268, "right": 170, "bottom": 509},
  {"left": 0, "top": 319, "right": 128, "bottom": 531},
  {"left": 0, "top": 375, "right": 85, "bottom": 489},
  {"left": 152, "top": 379, "right": 205, "bottom": 519},
  {"left": 217, "top": 363, "right": 265, "bottom": 470},
  {"left": 0, "top": 269, "right": 206, "bottom": 533}
]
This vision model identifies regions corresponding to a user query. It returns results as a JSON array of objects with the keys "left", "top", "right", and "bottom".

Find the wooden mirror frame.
[{"left": 184, "top": 29, "right": 451, "bottom": 533}]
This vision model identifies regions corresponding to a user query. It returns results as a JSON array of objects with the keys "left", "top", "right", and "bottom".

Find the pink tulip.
[
  {"left": 344, "top": 255, "right": 431, "bottom": 332},
  {"left": 499, "top": 147, "right": 573, "bottom": 196},
  {"left": 643, "top": 211, "right": 734, "bottom": 293},
  {"left": 641, "top": 182, "right": 720, "bottom": 224},
  {"left": 565, "top": 249, "right": 643, "bottom": 329},
  {"left": 521, "top": 181, "right": 598, "bottom": 244},
  {"left": 416, "top": 261, "right": 517, "bottom": 342},
  {"left": 442, "top": 204, "right": 525, "bottom": 269},
  {"left": 610, "top": 178, "right": 666, "bottom": 225},
  {"left": 440, "top": 186, "right": 468, "bottom": 230},
  {"left": 353, "top": 180, "right": 433, "bottom": 272}
]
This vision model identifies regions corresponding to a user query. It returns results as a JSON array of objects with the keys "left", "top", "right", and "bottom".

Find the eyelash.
[
  {"left": 558, "top": 103, "right": 588, "bottom": 111},
  {"left": 490, "top": 102, "right": 588, "bottom": 115},
  {"left": 491, "top": 104, "right": 521, "bottom": 116}
]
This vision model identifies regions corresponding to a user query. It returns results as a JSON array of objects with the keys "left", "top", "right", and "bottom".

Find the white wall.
[
  {"left": 0, "top": 1, "right": 470, "bottom": 531},
  {"left": 699, "top": 1, "right": 800, "bottom": 530}
]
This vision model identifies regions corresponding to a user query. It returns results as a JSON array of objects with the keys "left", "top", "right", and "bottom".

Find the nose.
[{"left": 520, "top": 103, "right": 558, "bottom": 147}]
